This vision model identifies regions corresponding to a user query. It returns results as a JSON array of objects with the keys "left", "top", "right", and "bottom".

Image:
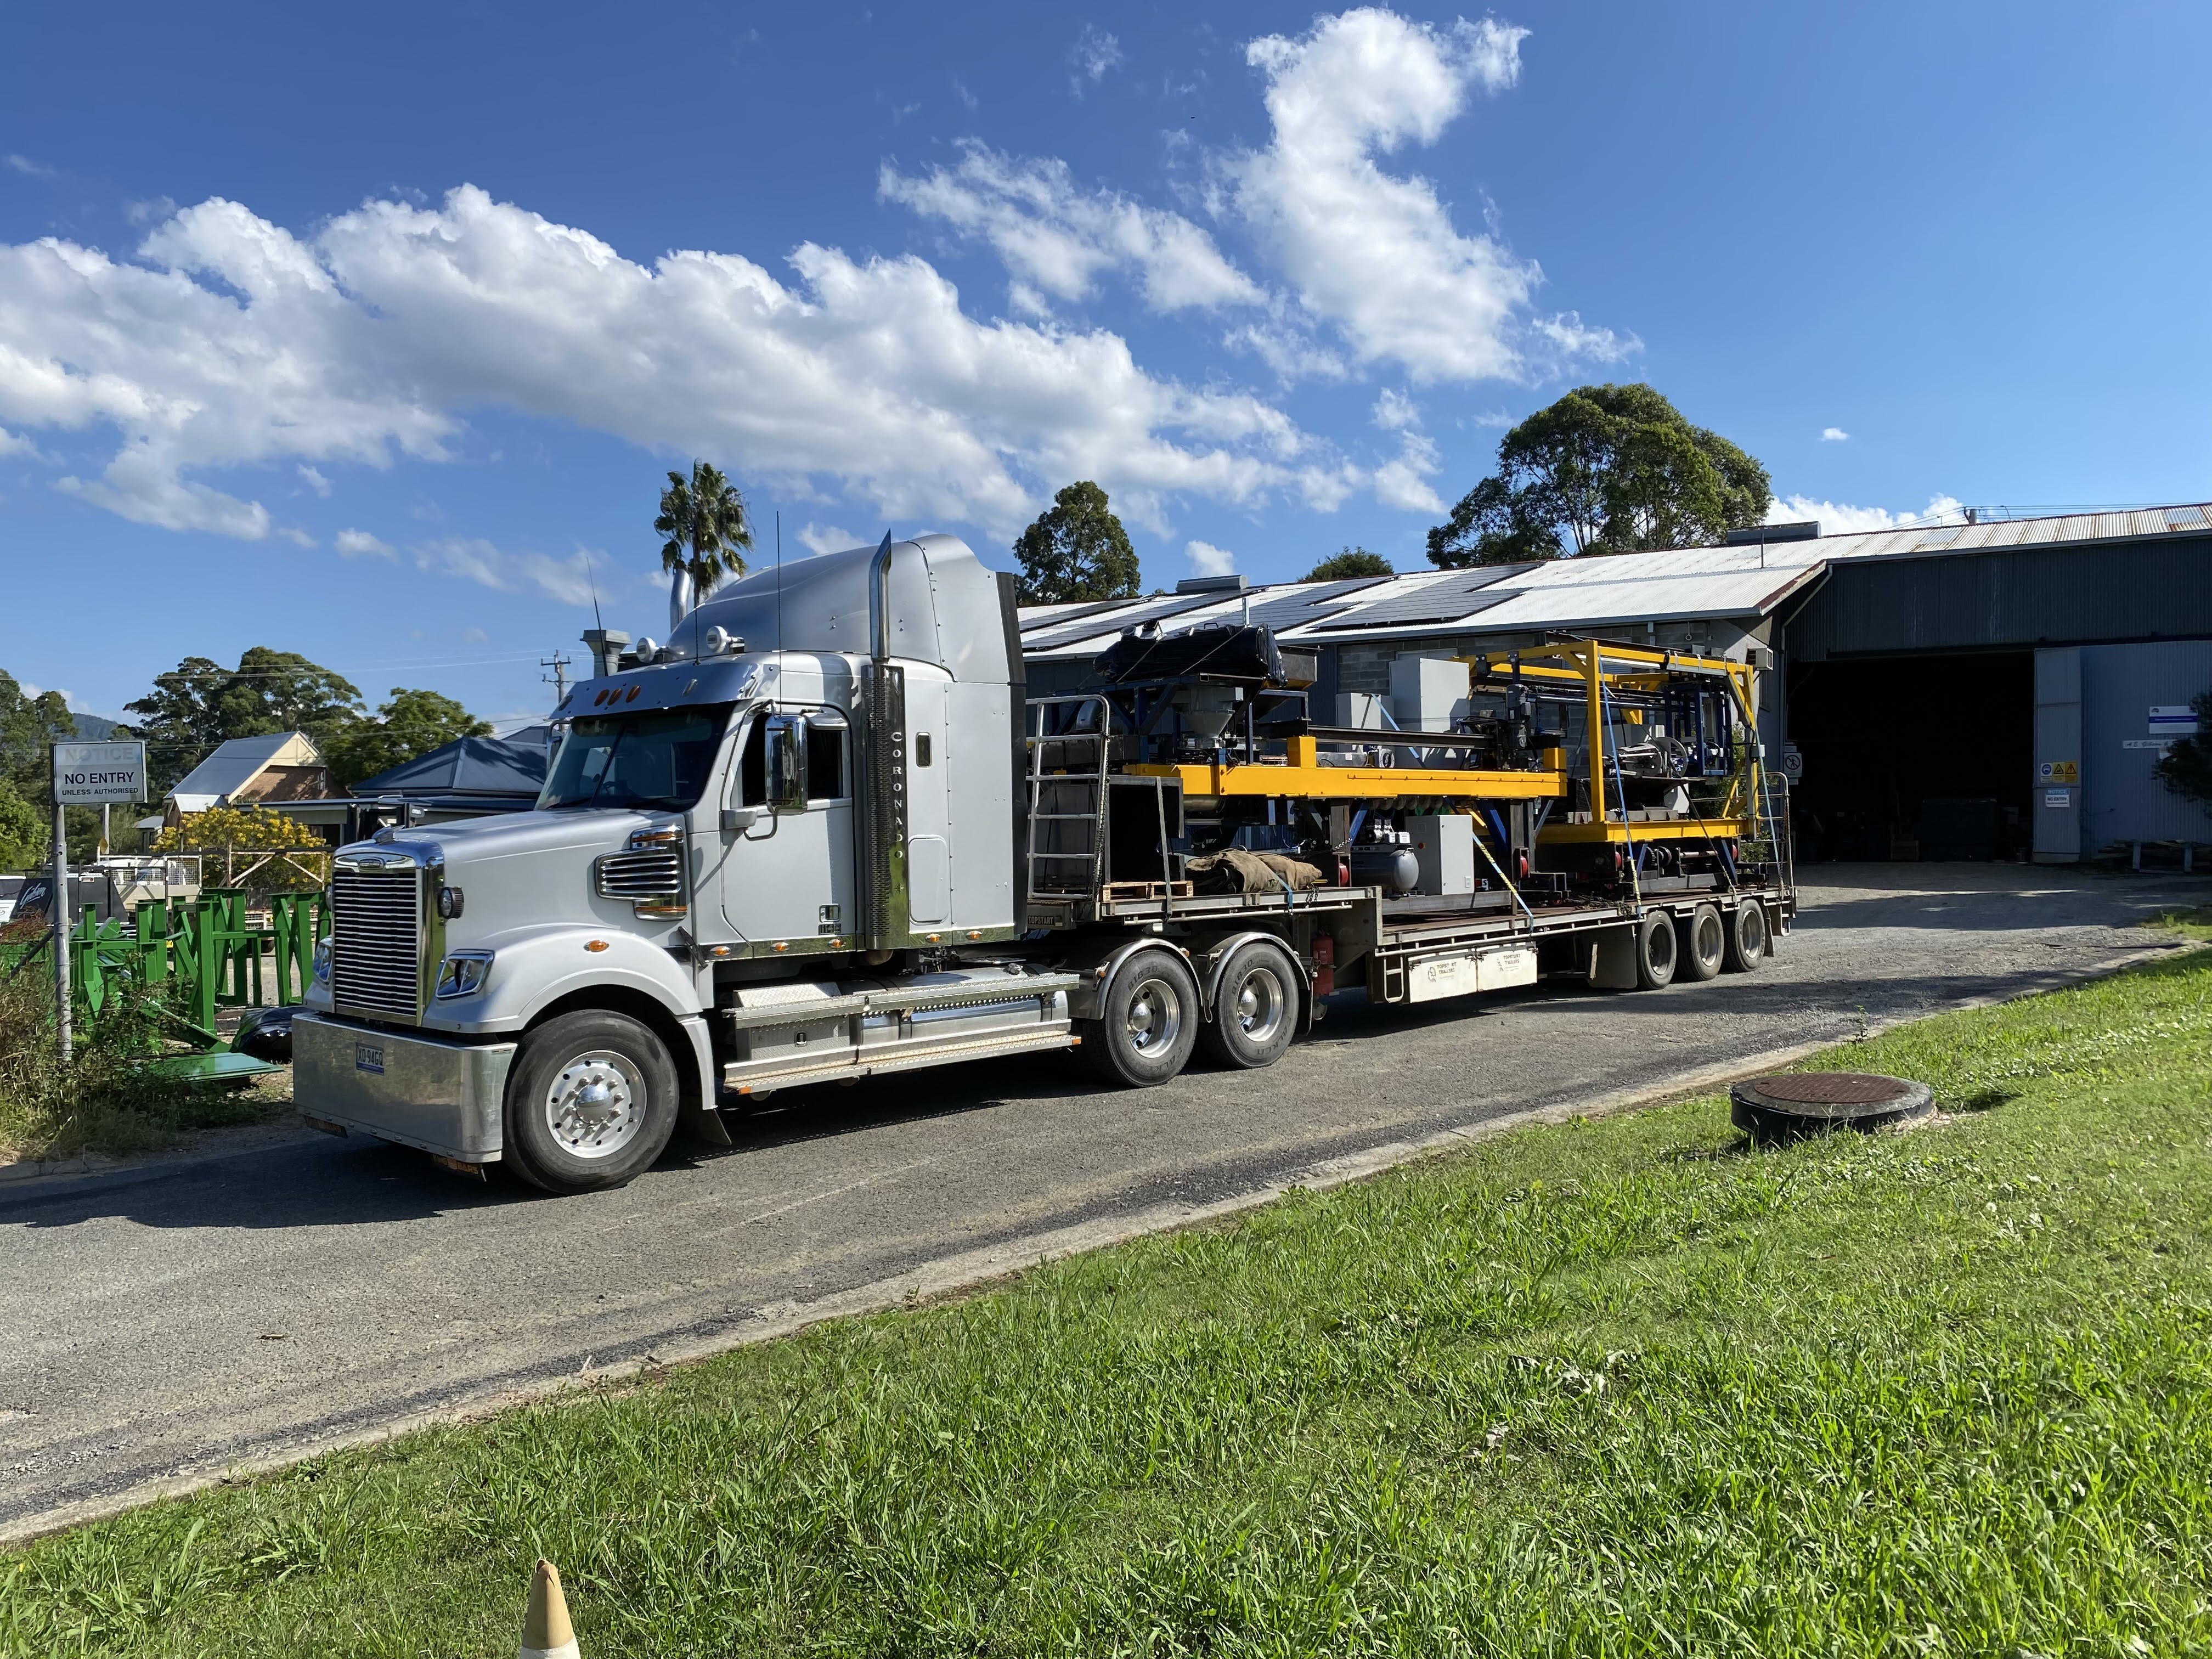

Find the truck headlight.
[
  {"left": 312, "top": 939, "right": 332, "bottom": 983},
  {"left": 434, "top": 950, "right": 495, "bottom": 1000}
]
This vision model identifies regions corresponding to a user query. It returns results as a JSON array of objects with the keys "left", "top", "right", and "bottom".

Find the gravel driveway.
[{"left": 2, "top": 862, "right": 2203, "bottom": 1539}]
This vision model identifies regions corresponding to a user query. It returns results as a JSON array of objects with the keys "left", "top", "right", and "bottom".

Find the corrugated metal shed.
[
  {"left": 1018, "top": 503, "right": 2212, "bottom": 662},
  {"left": 1791, "top": 528, "right": 2212, "bottom": 660}
]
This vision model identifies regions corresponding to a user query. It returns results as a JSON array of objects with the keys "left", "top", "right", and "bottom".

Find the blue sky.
[{"left": 2, "top": 1, "right": 2205, "bottom": 731}]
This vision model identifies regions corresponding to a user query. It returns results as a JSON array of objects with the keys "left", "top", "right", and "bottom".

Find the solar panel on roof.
[
  {"left": 1308, "top": 586, "right": 1524, "bottom": 630},
  {"left": 1019, "top": 592, "right": 1226, "bottom": 651},
  {"left": 1239, "top": 575, "right": 1393, "bottom": 622},
  {"left": 2164, "top": 505, "right": 2210, "bottom": 531},
  {"left": 1017, "top": 598, "right": 1131, "bottom": 636}
]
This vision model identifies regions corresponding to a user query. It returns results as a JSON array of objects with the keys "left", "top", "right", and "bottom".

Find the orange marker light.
[{"left": 584, "top": 940, "right": 610, "bottom": 953}]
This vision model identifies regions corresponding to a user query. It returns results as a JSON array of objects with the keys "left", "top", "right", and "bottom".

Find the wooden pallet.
[{"left": 1097, "top": 880, "right": 1195, "bottom": 901}]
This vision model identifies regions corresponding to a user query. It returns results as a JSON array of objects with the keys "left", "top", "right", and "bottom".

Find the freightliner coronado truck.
[{"left": 295, "top": 535, "right": 1793, "bottom": 1194}]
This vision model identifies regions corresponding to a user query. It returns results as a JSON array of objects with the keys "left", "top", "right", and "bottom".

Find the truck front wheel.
[
  {"left": 503, "top": 1010, "right": 680, "bottom": 1194},
  {"left": 1082, "top": 947, "right": 1200, "bottom": 1087}
]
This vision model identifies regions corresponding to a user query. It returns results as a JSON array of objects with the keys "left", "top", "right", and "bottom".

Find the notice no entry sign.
[{"left": 52, "top": 740, "right": 148, "bottom": 804}]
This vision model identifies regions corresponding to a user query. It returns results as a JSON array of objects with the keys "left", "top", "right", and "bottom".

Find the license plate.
[{"left": 356, "top": 1043, "right": 385, "bottom": 1075}]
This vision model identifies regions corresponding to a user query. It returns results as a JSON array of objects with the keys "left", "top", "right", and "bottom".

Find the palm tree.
[{"left": 654, "top": 461, "right": 754, "bottom": 603}]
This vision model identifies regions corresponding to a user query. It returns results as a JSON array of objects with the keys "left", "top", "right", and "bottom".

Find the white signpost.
[{"left": 48, "top": 741, "right": 147, "bottom": 1063}]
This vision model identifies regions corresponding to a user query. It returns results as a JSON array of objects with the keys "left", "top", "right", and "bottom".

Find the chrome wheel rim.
[
  {"left": 1231, "top": 963, "right": 1286, "bottom": 1043},
  {"left": 544, "top": 1049, "right": 646, "bottom": 1160},
  {"left": 1125, "top": 976, "right": 1184, "bottom": 1056}
]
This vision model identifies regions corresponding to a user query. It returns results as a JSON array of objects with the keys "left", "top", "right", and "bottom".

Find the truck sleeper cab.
[{"left": 292, "top": 534, "right": 1792, "bottom": 1196}]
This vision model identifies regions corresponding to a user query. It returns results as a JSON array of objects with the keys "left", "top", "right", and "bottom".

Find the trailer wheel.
[
  {"left": 1082, "top": 947, "right": 1200, "bottom": 1086},
  {"left": 1677, "top": 903, "right": 1726, "bottom": 981},
  {"left": 1199, "top": 940, "right": 1299, "bottom": 1070},
  {"left": 1723, "top": 901, "right": 1768, "bottom": 973},
  {"left": 1633, "top": 910, "right": 1678, "bottom": 990},
  {"left": 503, "top": 1010, "right": 680, "bottom": 1194}
]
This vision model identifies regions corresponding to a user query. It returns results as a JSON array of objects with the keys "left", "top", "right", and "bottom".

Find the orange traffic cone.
[{"left": 520, "top": 1559, "right": 580, "bottom": 1659}]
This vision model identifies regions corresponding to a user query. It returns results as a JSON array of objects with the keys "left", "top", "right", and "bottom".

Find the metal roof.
[
  {"left": 165, "top": 731, "right": 321, "bottom": 803},
  {"left": 1018, "top": 503, "right": 2212, "bottom": 658}
]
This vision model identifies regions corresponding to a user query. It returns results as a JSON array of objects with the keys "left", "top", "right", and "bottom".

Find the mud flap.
[{"left": 1590, "top": 926, "right": 1639, "bottom": 990}]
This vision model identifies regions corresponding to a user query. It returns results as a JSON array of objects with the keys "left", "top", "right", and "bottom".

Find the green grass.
[
  {"left": 0, "top": 967, "right": 289, "bottom": 1166},
  {"left": 9, "top": 945, "right": 2212, "bottom": 1657}
]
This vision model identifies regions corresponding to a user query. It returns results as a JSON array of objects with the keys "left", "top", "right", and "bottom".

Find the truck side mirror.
[{"left": 766, "top": 713, "right": 809, "bottom": 813}]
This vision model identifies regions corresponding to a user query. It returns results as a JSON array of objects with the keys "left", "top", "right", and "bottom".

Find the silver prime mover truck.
[{"left": 295, "top": 534, "right": 1792, "bottom": 1194}]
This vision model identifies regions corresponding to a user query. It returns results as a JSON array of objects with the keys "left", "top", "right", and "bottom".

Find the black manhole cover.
[{"left": 1730, "top": 1071, "right": 1934, "bottom": 1145}]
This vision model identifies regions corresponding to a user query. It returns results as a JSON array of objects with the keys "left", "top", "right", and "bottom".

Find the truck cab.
[{"left": 295, "top": 533, "right": 1055, "bottom": 1193}]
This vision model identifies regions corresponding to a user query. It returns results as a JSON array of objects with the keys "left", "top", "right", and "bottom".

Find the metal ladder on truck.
[{"left": 1024, "top": 695, "right": 1113, "bottom": 898}]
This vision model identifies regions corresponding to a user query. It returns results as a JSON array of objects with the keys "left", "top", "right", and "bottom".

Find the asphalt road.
[{"left": 3, "top": 862, "right": 2204, "bottom": 1537}]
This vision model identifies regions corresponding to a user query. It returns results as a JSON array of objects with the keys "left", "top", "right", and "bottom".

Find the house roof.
[
  {"left": 351, "top": 734, "right": 549, "bottom": 799},
  {"left": 165, "top": 731, "right": 321, "bottom": 803},
  {"left": 1018, "top": 503, "right": 2212, "bottom": 659}
]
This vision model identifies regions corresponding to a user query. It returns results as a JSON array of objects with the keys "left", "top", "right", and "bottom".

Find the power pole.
[{"left": 540, "top": 650, "right": 573, "bottom": 704}]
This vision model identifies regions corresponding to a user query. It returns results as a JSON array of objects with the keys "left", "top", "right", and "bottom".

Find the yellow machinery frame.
[
  {"left": 1118, "top": 640, "right": 1762, "bottom": 843},
  {"left": 1462, "top": 640, "right": 1761, "bottom": 849}
]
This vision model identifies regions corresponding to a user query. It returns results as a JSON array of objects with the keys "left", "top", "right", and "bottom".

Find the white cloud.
[
  {"left": 411, "top": 535, "right": 605, "bottom": 606},
  {"left": 1372, "top": 387, "right": 1419, "bottom": 430},
  {"left": 1223, "top": 320, "right": 1347, "bottom": 382},
  {"left": 1768, "top": 493, "right": 1965, "bottom": 535},
  {"left": 297, "top": 463, "right": 331, "bottom": 496},
  {"left": 334, "top": 527, "right": 396, "bottom": 559},
  {"left": 1370, "top": 431, "right": 1443, "bottom": 514},
  {"left": 797, "top": 521, "right": 865, "bottom": 557},
  {"left": 276, "top": 524, "right": 317, "bottom": 548},
  {"left": 0, "top": 185, "right": 1340, "bottom": 546},
  {"left": 1820, "top": 426, "right": 1849, "bottom": 442},
  {"left": 1526, "top": 309, "right": 1637, "bottom": 366},
  {"left": 882, "top": 142, "right": 1262, "bottom": 313},
  {"left": 1228, "top": 9, "right": 1581, "bottom": 384},
  {"left": 1070, "top": 25, "right": 1124, "bottom": 89},
  {"left": 4, "top": 155, "right": 54, "bottom": 179},
  {"left": 0, "top": 425, "right": 34, "bottom": 456},
  {"left": 1186, "top": 538, "right": 1235, "bottom": 576}
]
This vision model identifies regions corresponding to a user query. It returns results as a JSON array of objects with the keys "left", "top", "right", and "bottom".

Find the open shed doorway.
[{"left": 1785, "top": 651, "right": 2033, "bottom": 861}]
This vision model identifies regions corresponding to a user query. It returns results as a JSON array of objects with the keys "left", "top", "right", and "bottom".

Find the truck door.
[{"left": 716, "top": 704, "right": 857, "bottom": 946}]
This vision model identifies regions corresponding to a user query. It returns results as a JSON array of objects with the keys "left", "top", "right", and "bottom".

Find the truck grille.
[
  {"left": 330, "top": 870, "right": 424, "bottom": 1020},
  {"left": 595, "top": 847, "right": 685, "bottom": 915}
]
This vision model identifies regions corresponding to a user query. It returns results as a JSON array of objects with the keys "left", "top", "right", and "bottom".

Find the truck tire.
[
  {"left": 1723, "top": 901, "right": 1768, "bottom": 973},
  {"left": 1082, "top": 947, "right": 1200, "bottom": 1087},
  {"left": 1633, "top": 909, "right": 1678, "bottom": 990},
  {"left": 1677, "top": 903, "right": 1725, "bottom": 981},
  {"left": 503, "top": 1010, "right": 680, "bottom": 1194},
  {"left": 1198, "top": 939, "right": 1300, "bottom": 1070}
]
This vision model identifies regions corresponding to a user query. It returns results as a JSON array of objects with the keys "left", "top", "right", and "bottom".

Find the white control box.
[
  {"left": 1408, "top": 814, "right": 1476, "bottom": 896},
  {"left": 1387, "top": 657, "right": 1471, "bottom": 732}
]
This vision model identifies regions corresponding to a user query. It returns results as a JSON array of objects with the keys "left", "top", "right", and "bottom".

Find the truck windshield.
[{"left": 540, "top": 705, "right": 731, "bottom": 812}]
